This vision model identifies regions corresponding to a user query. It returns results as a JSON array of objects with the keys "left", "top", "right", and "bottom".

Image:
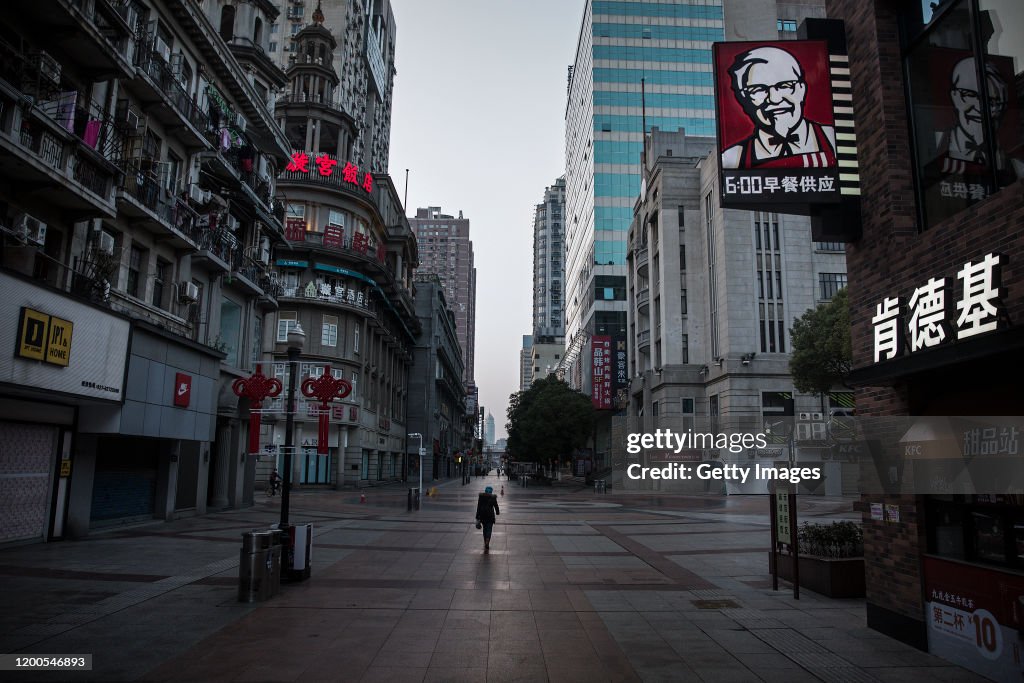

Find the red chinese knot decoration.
[
  {"left": 301, "top": 365, "right": 352, "bottom": 454},
  {"left": 232, "top": 364, "right": 283, "bottom": 454}
]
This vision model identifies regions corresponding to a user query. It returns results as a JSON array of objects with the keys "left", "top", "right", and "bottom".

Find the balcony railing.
[
  {"left": 134, "top": 48, "right": 210, "bottom": 134},
  {"left": 119, "top": 161, "right": 202, "bottom": 245},
  {"left": 637, "top": 329, "right": 651, "bottom": 346}
]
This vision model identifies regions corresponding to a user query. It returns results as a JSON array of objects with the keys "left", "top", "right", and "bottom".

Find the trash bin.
[
  {"left": 239, "top": 530, "right": 273, "bottom": 602},
  {"left": 267, "top": 528, "right": 283, "bottom": 595},
  {"left": 281, "top": 523, "right": 313, "bottom": 582}
]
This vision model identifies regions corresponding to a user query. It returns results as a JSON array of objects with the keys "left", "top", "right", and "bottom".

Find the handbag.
[{"left": 475, "top": 521, "right": 482, "bottom": 529}]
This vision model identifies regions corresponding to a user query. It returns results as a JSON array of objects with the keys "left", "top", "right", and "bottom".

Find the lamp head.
[{"left": 287, "top": 323, "right": 306, "bottom": 351}]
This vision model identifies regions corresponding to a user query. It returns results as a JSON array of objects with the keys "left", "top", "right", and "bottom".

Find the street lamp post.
[
  {"left": 408, "top": 432, "right": 423, "bottom": 507},
  {"left": 281, "top": 324, "right": 306, "bottom": 527}
]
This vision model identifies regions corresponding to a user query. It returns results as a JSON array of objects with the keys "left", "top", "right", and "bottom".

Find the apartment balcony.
[
  {"left": 21, "top": 0, "right": 135, "bottom": 79},
  {"left": 637, "top": 329, "right": 651, "bottom": 349},
  {"left": 199, "top": 148, "right": 279, "bottom": 228},
  {"left": 256, "top": 273, "right": 283, "bottom": 309},
  {"left": 0, "top": 92, "right": 119, "bottom": 219},
  {"left": 635, "top": 245, "right": 649, "bottom": 276},
  {"left": 278, "top": 284, "right": 381, "bottom": 322},
  {"left": 192, "top": 225, "right": 235, "bottom": 274},
  {"left": 126, "top": 48, "right": 210, "bottom": 149},
  {"left": 116, "top": 164, "right": 202, "bottom": 249},
  {"left": 636, "top": 288, "right": 650, "bottom": 312}
]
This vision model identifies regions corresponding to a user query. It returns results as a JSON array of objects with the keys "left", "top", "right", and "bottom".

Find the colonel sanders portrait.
[
  {"left": 720, "top": 46, "right": 838, "bottom": 169},
  {"left": 935, "top": 56, "right": 1008, "bottom": 175}
]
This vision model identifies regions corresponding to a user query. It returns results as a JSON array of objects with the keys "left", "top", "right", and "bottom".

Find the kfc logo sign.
[
  {"left": 714, "top": 39, "right": 848, "bottom": 208},
  {"left": 174, "top": 373, "right": 192, "bottom": 408}
]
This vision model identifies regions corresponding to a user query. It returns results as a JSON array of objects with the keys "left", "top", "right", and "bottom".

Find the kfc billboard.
[{"left": 714, "top": 40, "right": 847, "bottom": 210}]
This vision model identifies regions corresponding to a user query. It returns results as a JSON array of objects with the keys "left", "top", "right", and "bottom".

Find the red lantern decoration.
[
  {"left": 231, "top": 364, "right": 283, "bottom": 454},
  {"left": 301, "top": 365, "right": 352, "bottom": 455}
]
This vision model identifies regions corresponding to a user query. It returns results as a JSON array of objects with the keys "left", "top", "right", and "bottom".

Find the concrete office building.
[
  {"left": 410, "top": 206, "right": 476, "bottom": 387},
  {"left": 406, "top": 276, "right": 466, "bottom": 481},
  {"left": 0, "top": 0, "right": 291, "bottom": 541},
  {"left": 624, "top": 129, "right": 850, "bottom": 493},
  {"left": 267, "top": 10, "right": 418, "bottom": 488},
  {"left": 270, "top": 0, "right": 396, "bottom": 174},
  {"left": 562, "top": 0, "right": 826, "bottom": 392}
]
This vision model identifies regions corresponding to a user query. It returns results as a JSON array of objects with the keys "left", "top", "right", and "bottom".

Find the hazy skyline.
[{"left": 389, "top": 1, "right": 585, "bottom": 439}]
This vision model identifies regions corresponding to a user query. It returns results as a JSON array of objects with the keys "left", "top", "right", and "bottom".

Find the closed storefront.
[
  {"left": 0, "top": 422, "right": 59, "bottom": 543},
  {"left": 89, "top": 438, "right": 158, "bottom": 526}
]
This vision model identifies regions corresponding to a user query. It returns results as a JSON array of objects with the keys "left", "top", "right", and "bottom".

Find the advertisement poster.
[
  {"left": 713, "top": 40, "right": 841, "bottom": 207},
  {"left": 923, "top": 556, "right": 1024, "bottom": 680}
]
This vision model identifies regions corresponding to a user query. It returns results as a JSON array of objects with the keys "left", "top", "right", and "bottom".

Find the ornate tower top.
[{"left": 312, "top": 1, "right": 324, "bottom": 26}]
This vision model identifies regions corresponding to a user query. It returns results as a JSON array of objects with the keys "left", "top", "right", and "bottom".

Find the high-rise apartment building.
[
  {"left": 410, "top": 207, "right": 477, "bottom": 386},
  {"left": 533, "top": 176, "right": 566, "bottom": 339},
  {"left": 270, "top": 0, "right": 396, "bottom": 173},
  {"left": 519, "top": 335, "right": 533, "bottom": 392}
]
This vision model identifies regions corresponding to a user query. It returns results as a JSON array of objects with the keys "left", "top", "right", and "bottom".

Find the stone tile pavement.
[{"left": 0, "top": 476, "right": 986, "bottom": 682}]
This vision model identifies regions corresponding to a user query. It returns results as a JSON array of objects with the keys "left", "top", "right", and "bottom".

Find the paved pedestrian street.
[{"left": 1, "top": 477, "right": 982, "bottom": 682}]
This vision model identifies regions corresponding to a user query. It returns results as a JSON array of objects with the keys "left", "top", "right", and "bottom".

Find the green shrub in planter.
[{"left": 798, "top": 521, "right": 863, "bottom": 559}]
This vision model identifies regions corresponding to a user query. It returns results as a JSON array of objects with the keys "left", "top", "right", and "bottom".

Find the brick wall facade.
[{"left": 828, "top": 0, "right": 1024, "bottom": 645}]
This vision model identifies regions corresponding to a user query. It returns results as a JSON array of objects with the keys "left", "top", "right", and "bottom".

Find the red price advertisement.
[{"left": 923, "top": 556, "right": 1024, "bottom": 680}]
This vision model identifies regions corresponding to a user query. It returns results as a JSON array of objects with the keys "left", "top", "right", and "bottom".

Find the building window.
[
  {"left": 251, "top": 316, "right": 262, "bottom": 369},
  {"left": 652, "top": 401, "right": 659, "bottom": 417},
  {"left": 777, "top": 19, "right": 797, "bottom": 32},
  {"left": 681, "top": 334, "right": 688, "bottom": 363},
  {"left": 127, "top": 245, "right": 143, "bottom": 298},
  {"left": 819, "top": 273, "right": 848, "bottom": 300},
  {"left": 350, "top": 372, "right": 358, "bottom": 398},
  {"left": 682, "top": 398, "right": 695, "bottom": 414},
  {"left": 814, "top": 241, "right": 845, "bottom": 252},
  {"left": 680, "top": 290, "right": 687, "bottom": 315},
  {"left": 219, "top": 5, "right": 235, "bottom": 41},
  {"left": 677, "top": 205, "right": 685, "bottom": 227},
  {"left": 152, "top": 258, "right": 169, "bottom": 309},
  {"left": 321, "top": 315, "right": 338, "bottom": 347},
  {"left": 269, "top": 41, "right": 277, "bottom": 52},
  {"left": 901, "top": 0, "right": 1023, "bottom": 231},
  {"left": 353, "top": 327, "right": 360, "bottom": 353},
  {"left": 277, "top": 311, "right": 298, "bottom": 341},
  {"left": 220, "top": 297, "right": 242, "bottom": 367}
]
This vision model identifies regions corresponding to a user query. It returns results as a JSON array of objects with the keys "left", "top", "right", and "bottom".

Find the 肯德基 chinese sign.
[{"left": 872, "top": 252, "right": 1005, "bottom": 363}]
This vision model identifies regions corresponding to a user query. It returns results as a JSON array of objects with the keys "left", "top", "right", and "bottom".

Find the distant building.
[
  {"left": 531, "top": 339, "right": 564, "bottom": 387},
  {"left": 519, "top": 335, "right": 533, "bottom": 392},
  {"left": 407, "top": 276, "right": 466, "bottom": 481},
  {"left": 534, "top": 176, "right": 566, "bottom": 339},
  {"left": 485, "top": 412, "right": 495, "bottom": 446},
  {"left": 410, "top": 207, "right": 476, "bottom": 387}
]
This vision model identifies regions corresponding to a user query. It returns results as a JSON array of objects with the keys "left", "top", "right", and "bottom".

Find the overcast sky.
[{"left": 388, "top": 0, "right": 585, "bottom": 439}]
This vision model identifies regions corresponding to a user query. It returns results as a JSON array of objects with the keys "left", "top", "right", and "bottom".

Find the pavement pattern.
[{"left": 0, "top": 475, "right": 985, "bottom": 682}]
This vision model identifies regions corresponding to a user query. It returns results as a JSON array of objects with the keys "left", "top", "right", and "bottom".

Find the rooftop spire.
[{"left": 312, "top": 0, "right": 324, "bottom": 25}]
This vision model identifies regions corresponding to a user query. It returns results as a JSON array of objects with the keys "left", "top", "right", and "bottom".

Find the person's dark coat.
[{"left": 476, "top": 492, "right": 499, "bottom": 523}]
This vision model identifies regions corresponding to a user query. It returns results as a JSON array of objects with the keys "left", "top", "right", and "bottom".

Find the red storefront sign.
[
  {"left": 173, "top": 373, "right": 192, "bottom": 407},
  {"left": 286, "top": 151, "right": 374, "bottom": 195},
  {"left": 285, "top": 218, "right": 306, "bottom": 241},
  {"left": 923, "top": 555, "right": 1024, "bottom": 680},
  {"left": 591, "top": 336, "right": 613, "bottom": 409}
]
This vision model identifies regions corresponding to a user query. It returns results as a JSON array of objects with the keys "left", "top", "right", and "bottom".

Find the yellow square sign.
[
  {"left": 45, "top": 316, "right": 73, "bottom": 367},
  {"left": 17, "top": 308, "right": 49, "bottom": 362},
  {"left": 16, "top": 308, "right": 73, "bottom": 367}
]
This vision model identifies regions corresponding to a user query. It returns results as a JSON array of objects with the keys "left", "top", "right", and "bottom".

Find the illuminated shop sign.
[
  {"left": 17, "top": 307, "right": 73, "bottom": 367},
  {"left": 591, "top": 336, "right": 613, "bottom": 410},
  {"left": 285, "top": 151, "right": 373, "bottom": 193},
  {"left": 713, "top": 36, "right": 859, "bottom": 212},
  {"left": 871, "top": 253, "right": 1005, "bottom": 363}
]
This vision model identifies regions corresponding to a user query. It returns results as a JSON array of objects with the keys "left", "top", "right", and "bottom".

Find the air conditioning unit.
[
  {"left": 15, "top": 214, "right": 47, "bottom": 246},
  {"left": 811, "top": 412, "right": 824, "bottom": 422},
  {"left": 188, "top": 184, "right": 206, "bottom": 205},
  {"left": 179, "top": 281, "right": 200, "bottom": 302},
  {"left": 97, "top": 231, "right": 116, "bottom": 255},
  {"left": 798, "top": 412, "right": 811, "bottom": 421},
  {"left": 234, "top": 112, "right": 246, "bottom": 133},
  {"left": 154, "top": 37, "right": 171, "bottom": 63},
  {"left": 224, "top": 215, "right": 239, "bottom": 232}
]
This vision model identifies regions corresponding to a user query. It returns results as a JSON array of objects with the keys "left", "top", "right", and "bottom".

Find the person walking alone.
[{"left": 475, "top": 485, "right": 500, "bottom": 553}]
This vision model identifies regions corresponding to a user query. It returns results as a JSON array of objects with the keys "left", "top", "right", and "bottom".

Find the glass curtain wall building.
[{"left": 564, "top": 0, "right": 724, "bottom": 383}]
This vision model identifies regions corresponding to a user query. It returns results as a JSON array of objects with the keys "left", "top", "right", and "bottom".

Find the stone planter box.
[{"left": 770, "top": 552, "right": 865, "bottom": 598}]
